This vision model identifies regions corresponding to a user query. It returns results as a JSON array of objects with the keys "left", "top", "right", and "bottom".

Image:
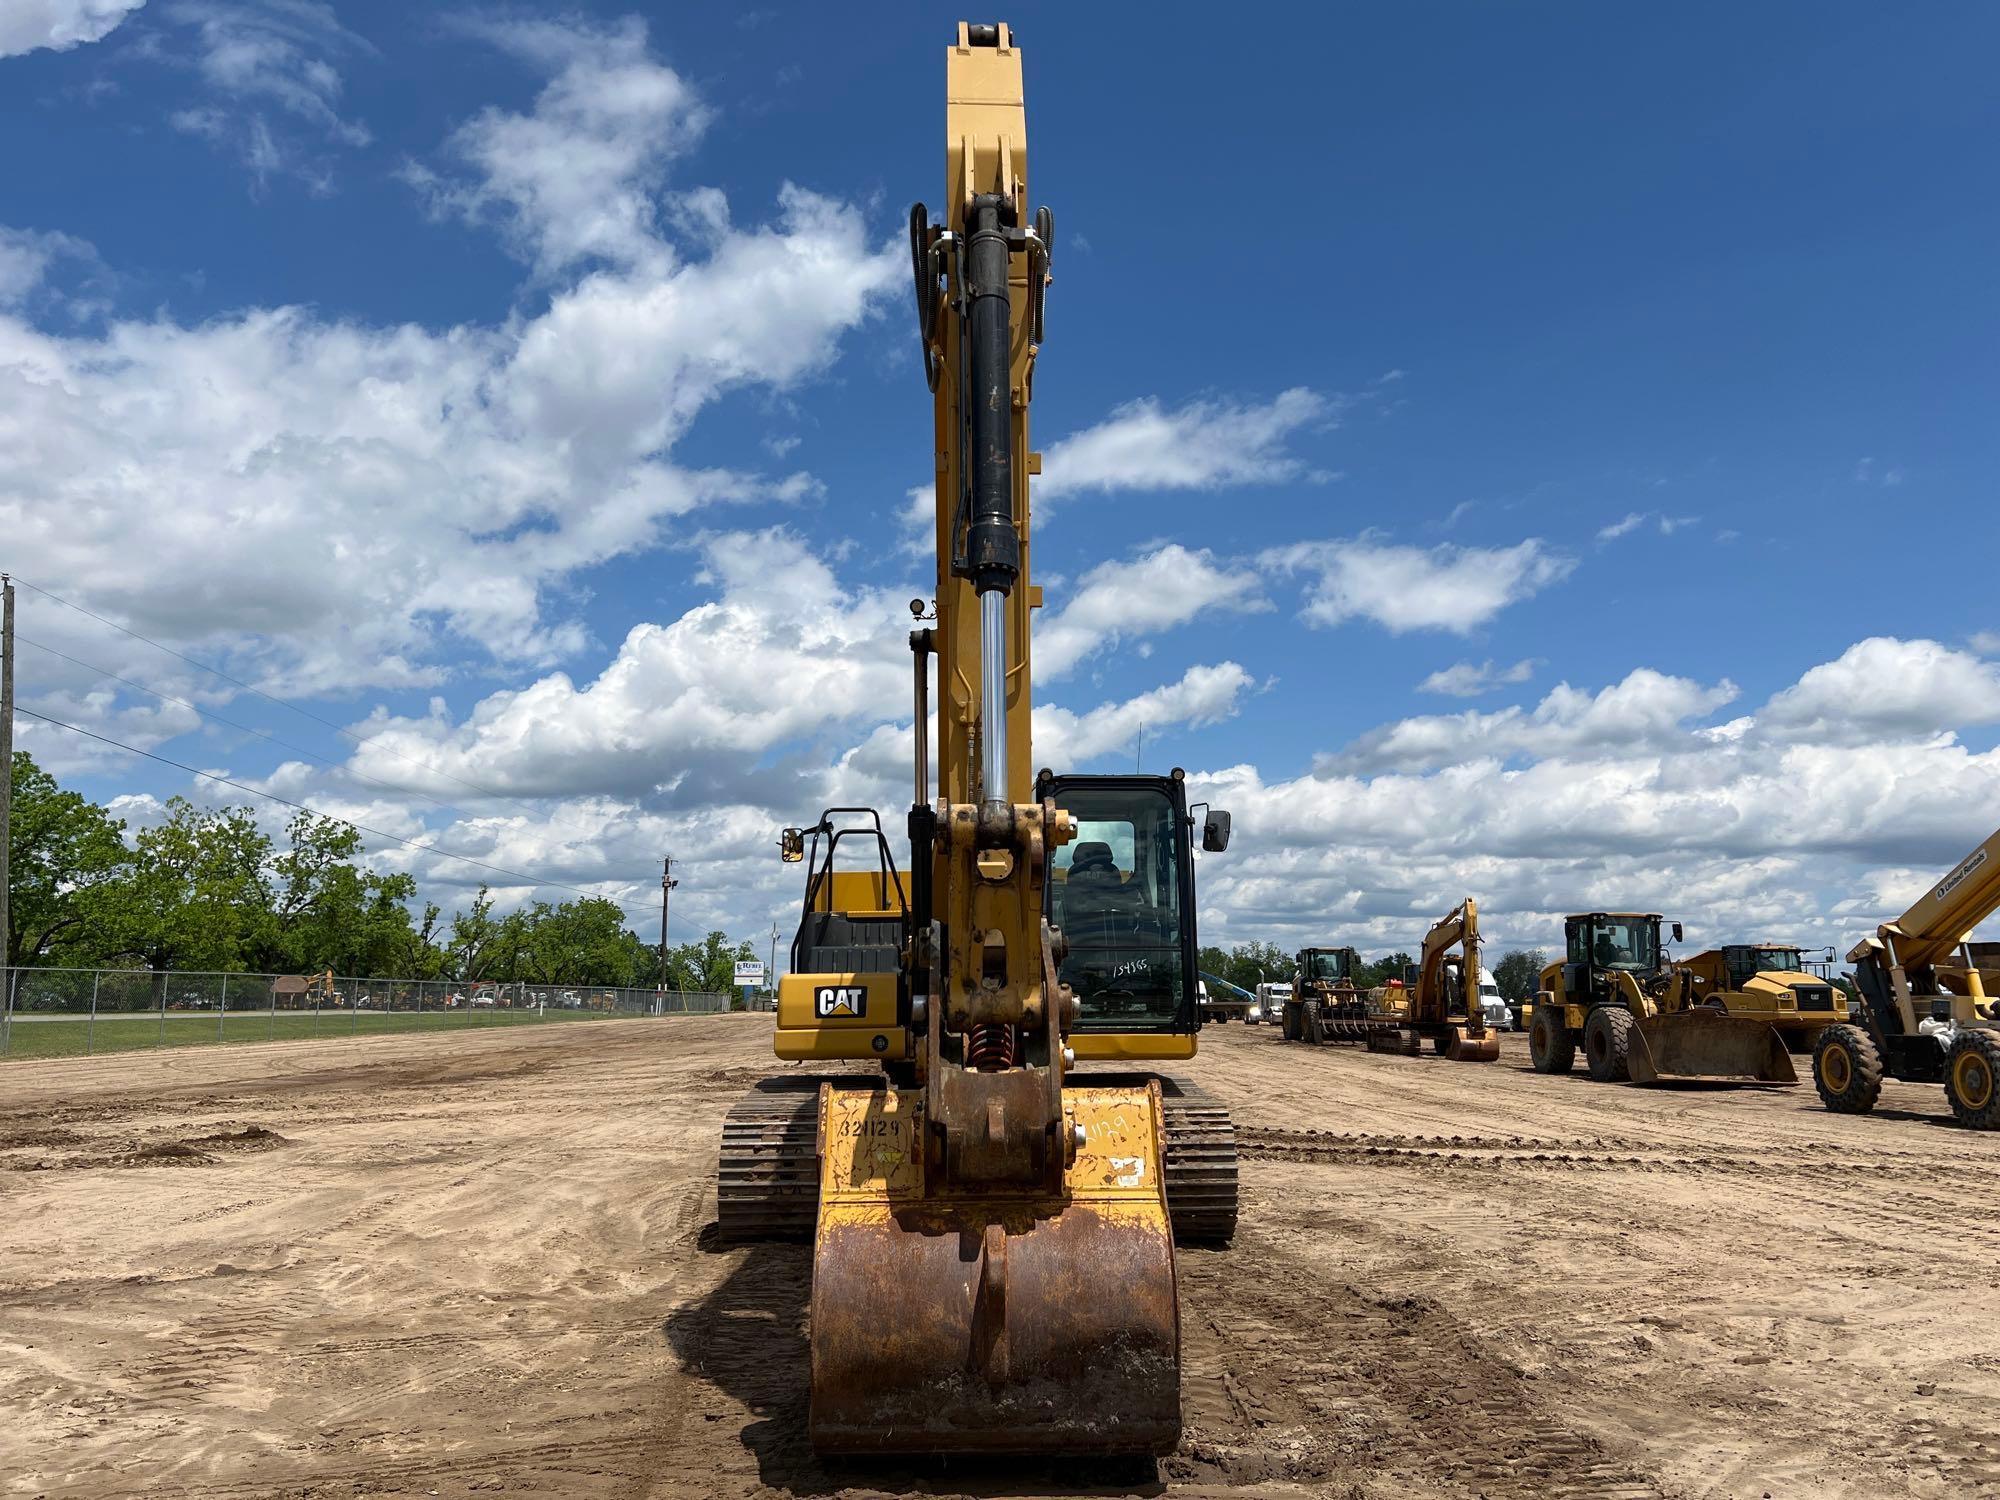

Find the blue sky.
[{"left": 3, "top": 1, "right": 1997, "bottom": 963}]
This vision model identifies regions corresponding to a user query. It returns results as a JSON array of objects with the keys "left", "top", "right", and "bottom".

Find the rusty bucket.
[
  {"left": 807, "top": 1083, "right": 1181, "bottom": 1456},
  {"left": 1629, "top": 1010, "right": 1798, "bottom": 1085},
  {"left": 1443, "top": 1025, "right": 1500, "bottom": 1063}
]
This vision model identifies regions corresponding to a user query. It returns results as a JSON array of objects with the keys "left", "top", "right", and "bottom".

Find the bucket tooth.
[{"left": 807, "top": 1082, "right": 1180, "bottom": 1456}]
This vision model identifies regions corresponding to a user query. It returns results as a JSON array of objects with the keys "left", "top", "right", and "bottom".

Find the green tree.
[
  {"left": 92, "top": 798, "right": 272, "bottom": 971},
  {"left": 446, "top": 887, "right": 515, "bottom": 980},
  {"left": 253, "top": 812, "right": 420, "bottom": 976},
  {"left": 512, "top": 897, "right": 646, "bottom": 986},
  {"left": 1493, "top": 949, "right": 1548, "bottom": 1003},
  {"left": 667, "top": 929, "right": 756, "bottom": 993},
  {"left": 6, "top": 751, "right": 131, "bottom": 967}
]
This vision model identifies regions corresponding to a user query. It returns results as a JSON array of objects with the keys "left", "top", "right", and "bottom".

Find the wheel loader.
[
  {"left": 1358, "top": 898, "right": 1499, "bottom": 1062},
  {"left": 1281, "top": 945, "right": 1369, "bottom": 1042},
  {"left": 1676, "top": 943, "right": 1849, "bottom": 1052},
  {"left": 1814, "top": 826, "right": 2000, "bottom": 1129},
  {"left": 1527, "top": 912, "right": 1797, "bottom": 1084},
  {"left": 713, "top": 23, "right": 1236, "bottom": 1456}
]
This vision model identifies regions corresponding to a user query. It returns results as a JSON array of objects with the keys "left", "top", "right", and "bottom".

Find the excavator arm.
[{"left": 1402, "top": 897, "right": 1498, "bottom": 1061}]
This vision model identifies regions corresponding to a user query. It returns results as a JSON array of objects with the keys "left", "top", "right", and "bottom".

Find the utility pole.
[
  {"left": 0, "top": 574, "right": 12, "bottom": 988},
  {"left": 658, "top": 855, "right": 678, "bottom": 986},
  {"left": 769, "top": 921, "right": 779, "bottom": 1006}
]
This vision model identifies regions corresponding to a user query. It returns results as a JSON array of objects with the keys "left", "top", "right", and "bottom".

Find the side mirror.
[
  {"left": 779, "top": 828, "right": 805, "bottom": 863},
  {"left": 1671, "top": 922, "right": 1683, "bottom": 943},
  {"left": 1202, "top": 809, "right": 1232, "bottom": 853}
]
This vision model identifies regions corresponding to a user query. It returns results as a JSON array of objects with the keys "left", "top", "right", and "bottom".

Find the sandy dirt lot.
[{"left": 3, "top": 1015, "right": 1996, "bottom": 1500}]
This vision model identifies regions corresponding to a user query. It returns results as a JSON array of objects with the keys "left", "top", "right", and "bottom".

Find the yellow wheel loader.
[
  {"left": 714, "top": 23, "right": 1236, "bottom": 1456},
  {"left": 1676, "top": 943, "right": 1849, "bottom": 1052},
  {"left": 1360, "top": 899, "right": 1499, "bottom": 1062},
  {"left": 1527, "top": 912, "right": 1796, "bottom": 1085},
  {"left": 1818, "top": 826, "right": 2000, "bottom": 1129},
  {"left": 1280, "top": 945, "right": 1370, "bottom": 1043}
]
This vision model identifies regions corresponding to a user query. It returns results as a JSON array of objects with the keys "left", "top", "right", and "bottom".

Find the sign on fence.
[{"left": 733, "top": 960, "right": 766, "bottom": 987}]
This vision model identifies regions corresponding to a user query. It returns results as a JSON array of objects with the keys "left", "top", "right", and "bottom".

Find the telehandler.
[
  {"left": 1528, "top": 911, "right": 1796, "bottom": 1084},
  {"left": 1814, "top": 826, "right": 2000, "bottom": 1128},
  {"left": 713, "top": 23, "right": 1235, "bottom": 1455}
]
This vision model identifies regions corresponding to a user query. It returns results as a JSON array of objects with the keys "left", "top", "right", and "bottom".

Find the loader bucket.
[
  {"left": 808, "top": 1082, "right": 1181, "bottom": 1456},
  {"left": 1629, "top": 1009, "right": 1798, "bottom": 1085}
]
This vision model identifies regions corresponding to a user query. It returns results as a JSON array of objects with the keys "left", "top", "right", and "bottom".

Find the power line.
[
  {"left": 4, "top": 574, "right": 589, "bottom": 832},
  {"left": 17, "top": 634, "right": 491, "bottom": 828},
  {"left": 17, "top": 706, "right": 657, "bottom": 923}
]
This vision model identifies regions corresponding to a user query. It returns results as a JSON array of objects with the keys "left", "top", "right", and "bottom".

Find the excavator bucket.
[
  {"left": 808, "top": 1082, "right": 1181, "bottom": 1456},
  {"left": 1629, "top": 1009, "right": 1798, "bottom": 1085},
  {"left": 1444, "top": 1026, "right": 1500, "bottom": 1063}
]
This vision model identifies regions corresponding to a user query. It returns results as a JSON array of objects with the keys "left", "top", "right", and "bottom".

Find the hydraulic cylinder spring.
[{"left": 965, "top": 1022, "right": 1019, "bottom": 1071}]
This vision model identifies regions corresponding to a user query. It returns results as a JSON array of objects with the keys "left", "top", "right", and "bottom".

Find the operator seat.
[{"left": 1060, "top": 842, "right": 1139, "bottom": 946}]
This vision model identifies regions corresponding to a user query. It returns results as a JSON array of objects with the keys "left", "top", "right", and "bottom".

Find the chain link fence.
[{"left": 0, "top": 967, "right": 734, "bottom": 1062}]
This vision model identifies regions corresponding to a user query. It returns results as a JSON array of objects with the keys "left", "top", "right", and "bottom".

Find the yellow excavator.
[
  {"left": 1361, "top": 898, "right": 1499, "bottom": 1062},
  {"left": 1528, "top": 911, "right": 1796, "bottom": 1084},
  {"left": 715, "top": 22, "right": 1235, "bottom": 1455},
  {"left": 1815, "top": 826, "right": 2000, "bottom": 1128}
]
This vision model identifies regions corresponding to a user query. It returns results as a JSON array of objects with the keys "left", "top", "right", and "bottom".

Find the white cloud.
[
  {"left": 0, "top": 227, "right": 96, "bottom": 306},
  {"left": 407, "top": 14, "right": 710, "bottom": 276},
  {"left": 1759, "top": 637, "right": 2000, "bottom": 744},
  {"left": 0, "top": 0, "right": 144, "bottom": 57},
  {"left": 1265, "top": 536, "right": 1573, "bottom": 634},
  {"left": 340, "top": 528, "right": 913, "bottom": 801},
  {"left": 1187, "top": 644, "right": 2000, "bottom": 960},
  {"left": 1599, "top": 509, "right": 1697, "bottom": 541},
  {"left": 1035, "top": 387, "right": 1330, "bottom": 514},
  {"left": 1417, "top": 658, "right": 1539, "bottom": 697},
  {"left": 1034, "top": 662, "right": 1255, "bottom": 766},
  {"left": 0, "top": 26, "right": 899, "bottom": 708},
  {"left": 161, "top": 0, "right": 372, "bottom": 187},
  {"left": 897, "top": 386, "right": 1336, "bottom": 552},
  {"left": 1327, "top": 668, "right": 1739, "bottom": 775},
  {"left": 1034, "top": 544, "right": 1269, "bottom": 679},
  {"left": 1971, "top": 631, "right": 2000, "bottom": 656}
]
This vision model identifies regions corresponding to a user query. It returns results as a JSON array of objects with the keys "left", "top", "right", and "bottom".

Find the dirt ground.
[{"left": 4, "top": 1015, "right": 1997, "bottom": 1500}]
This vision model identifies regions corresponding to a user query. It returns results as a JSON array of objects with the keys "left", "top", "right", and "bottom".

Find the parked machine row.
[{"left": 1271, "top": 830, "right": 2000, "bottom": 1129}]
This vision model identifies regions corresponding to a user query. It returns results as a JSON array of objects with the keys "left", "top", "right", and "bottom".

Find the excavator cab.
[
  {"left": 771, "top": 808, "right": 910, "bottom": 1063},
  {"left": 1040, "top": 770, "right": 1209, "bottom": 1044}
]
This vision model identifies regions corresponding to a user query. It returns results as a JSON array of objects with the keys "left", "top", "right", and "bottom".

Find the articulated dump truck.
[
  {"left": 1676, "top": 943, "right": 1849, "bottom": 1051},
  {"left": 713, "top": 22, "right": 1238, "bottom": 1456}
]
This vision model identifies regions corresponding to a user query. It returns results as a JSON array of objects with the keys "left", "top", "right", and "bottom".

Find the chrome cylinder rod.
[{"left": 980, "top": 587, "right": 1008, "bottom": 804}]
